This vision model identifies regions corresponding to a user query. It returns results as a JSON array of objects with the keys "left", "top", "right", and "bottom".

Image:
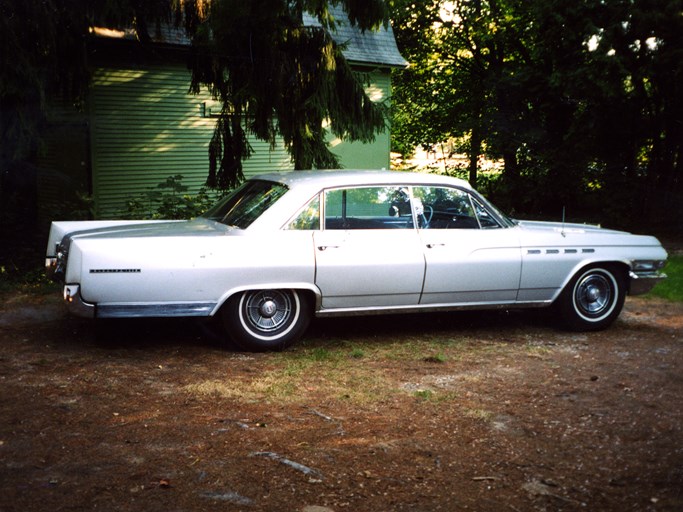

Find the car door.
[
  {"left": 312, "top": 186, "right": 426, "bottom": 310},
  {"left": 414, "top": 186, "right": 522, "bottom": 305}
]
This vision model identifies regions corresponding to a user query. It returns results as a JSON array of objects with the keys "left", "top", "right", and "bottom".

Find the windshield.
[
  {"left": 201, "top": 180, "right": 288, "bottom": 229},
  {"left": 471, "top": 191, "right": 516, "bottom": 227}
]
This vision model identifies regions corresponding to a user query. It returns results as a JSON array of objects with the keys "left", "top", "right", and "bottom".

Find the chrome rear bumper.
[{"left": 63, "top": 285, "right": 95, "bottom": 318}]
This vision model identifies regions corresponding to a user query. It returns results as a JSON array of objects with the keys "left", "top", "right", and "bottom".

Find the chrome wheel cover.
[
  {"left": 241, "top": 290, "right": 295, "bottom": 335},
  {"left": 573, "top": 272, "right": 614, "bottom": 319}
]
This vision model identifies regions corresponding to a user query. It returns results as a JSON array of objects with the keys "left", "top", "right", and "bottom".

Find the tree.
[
  {"left": 1, "top": 0, "right": 85, "bottom": 163},
  {"left": 0, "top": 0, "right": 391, "bottom": 190},
  {"left": 391, "top": 0, "right": 683, "bottom": 223},
  {"left": 391, "top": 0, "right": 534, "bottom": 188},
  {"left": 577, "top": 0, "right": 683, "bottom": 221},
  {"left": 183, "top": 0, "right": 390, "bottom": 188}
]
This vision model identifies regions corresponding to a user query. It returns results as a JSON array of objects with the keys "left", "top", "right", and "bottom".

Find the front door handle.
[{"left": 426, "top": 243, "right": 446, "bottom": 249}]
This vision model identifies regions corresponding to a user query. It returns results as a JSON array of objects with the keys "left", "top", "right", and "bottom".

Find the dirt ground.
[{"left": 0, "top": 291, "right": 681, "bottom": 512}]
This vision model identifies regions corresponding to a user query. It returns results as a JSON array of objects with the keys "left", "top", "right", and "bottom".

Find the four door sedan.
[{"left": 46, "top": 170, "right": 667, "bottom": 351}]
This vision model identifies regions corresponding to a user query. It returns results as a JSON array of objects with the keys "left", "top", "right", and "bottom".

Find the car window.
[
  {"left": 324, "top": 186, "right": 412, "bottom": 229},
  {"left": 412, "top": 186, "right": 481, "bottom": 229},
  {"left": 286, "top": 195, "right": 320, "bottom": 230},
  {"left": 201, "top": 180, "right": 288, "bottom": 229},
  {"left": 471, "top": 196, "right": 503, "bottom": 228}
]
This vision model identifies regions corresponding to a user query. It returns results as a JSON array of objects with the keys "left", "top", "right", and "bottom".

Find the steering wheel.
[{"left": 421, "top": 205, "right": 434, "bottom": 228}]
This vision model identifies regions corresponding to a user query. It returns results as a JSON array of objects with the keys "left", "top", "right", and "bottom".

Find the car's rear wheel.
[
  {"left": 557, "top": 265, "right": 626, "bottom": 331},
  {"left": 222, "top": 289, "right": 311, "bottom": 351}
]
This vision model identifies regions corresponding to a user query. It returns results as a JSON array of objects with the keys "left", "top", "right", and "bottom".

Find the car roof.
[
  {"left": 251, "top": 169, "right": 473, "bottom": 191},
  {"left": 243, "top": 170, "right": 477, "bottom": 231}
]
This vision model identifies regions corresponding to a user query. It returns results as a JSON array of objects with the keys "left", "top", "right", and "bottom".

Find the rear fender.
[{"left": 213, "top": 284, "right": 322, "bottom": 316}]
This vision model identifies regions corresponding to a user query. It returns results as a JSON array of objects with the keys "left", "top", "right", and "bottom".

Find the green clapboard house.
[{"left": 39, "top": 8, "right": 407, "bottom": 219}]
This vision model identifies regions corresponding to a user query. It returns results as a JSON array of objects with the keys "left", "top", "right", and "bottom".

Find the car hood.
[{"left": 514, "top": 219, "right": 666, "bottom": 250}]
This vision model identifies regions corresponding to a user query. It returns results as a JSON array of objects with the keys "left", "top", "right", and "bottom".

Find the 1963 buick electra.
[{"left": 46, "top": 170, "right": 667, "bottom": 351}]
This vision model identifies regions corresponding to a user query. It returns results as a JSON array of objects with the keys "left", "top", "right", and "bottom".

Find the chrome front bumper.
[{"left": 628, "top": 271, "right": 667, "bottom": 296}]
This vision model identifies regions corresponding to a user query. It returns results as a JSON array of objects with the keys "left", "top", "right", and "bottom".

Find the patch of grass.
[
  {"left": 524, "top": 344, "right": 552, "bottom": 359},
  {"left": 348, "top": 336, "right": 467, "bottom": 363},
  {"left": 648, "top": 255, "right": 683, "bottom": 302},
  {"left": 411, "top": 388, "right": 459, "bottom": 403},
  {"left": 348, "top": 348, "right": 365, "bottom": 359},
  {"left": 186, "top": 335, "right": 476, "bottom": 406},
  {"left": 423, "top": 353, "right": 447, "bottom": 363},
  {"left": 185, "top": 346, "right": 396, "bottom": 405},
  {"left": 308, "top": 347, "right": 335, "bottom": 361},
  {"left": 413, "top": 389, "right": 434, "bottom": 401},
  {"left": 465, "top": 408, "right": 493, "bottom": 421}
]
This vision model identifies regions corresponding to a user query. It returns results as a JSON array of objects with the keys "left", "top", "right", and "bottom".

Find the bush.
[{"left": 123, "top": 175, "right": 219, "bottom": 220}]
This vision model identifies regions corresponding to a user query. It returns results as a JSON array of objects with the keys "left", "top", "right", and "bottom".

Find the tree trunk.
[{"left": 469, "top": 128, "right": 482, "bottom": 188}]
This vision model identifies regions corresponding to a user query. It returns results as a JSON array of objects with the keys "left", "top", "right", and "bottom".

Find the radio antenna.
[{"left": 561, "top": 206, "right": 566, "bottom": 237}]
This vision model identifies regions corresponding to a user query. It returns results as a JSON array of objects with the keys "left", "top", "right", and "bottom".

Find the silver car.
[{"left": 46, "top": 170, "right": 667, "bottom": 351}]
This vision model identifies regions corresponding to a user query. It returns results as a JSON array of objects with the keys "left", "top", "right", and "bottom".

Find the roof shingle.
[
  {"left": 93, "top": 5, "right": 408, "bottom": 68},
  {"left": 303, "top": 5, "right": 408, "bottom": 68}
]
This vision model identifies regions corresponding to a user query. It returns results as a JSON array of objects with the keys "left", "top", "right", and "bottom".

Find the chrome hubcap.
[
  {"left": 244, "top": 291, "right": 293, "bottom": 333},
  {"left": 576, "top": 274, "right": 612, "bottom": 316},
  {"left": 585, "top": 285, "right": 601, "bottom": 303},
  {"left": 259, "top": 300, "right": 278, "bottom": 318}
]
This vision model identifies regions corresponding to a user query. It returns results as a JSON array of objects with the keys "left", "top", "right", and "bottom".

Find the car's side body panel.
[
  {"left": 313, "top": 229, "right": 425, "bottom": 308},
  {"left": 418, "top": 227, "right": 522, "bottom": 305},
  {"left": 66, "top": 230, "right": 316, "bottom": 316}
]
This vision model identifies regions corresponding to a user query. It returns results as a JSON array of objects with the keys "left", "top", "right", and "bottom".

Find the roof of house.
[
  {"left": 303, "top": 5, "right": 408, "bottom": 68},
  {"left": 93, "top": 5, "right": 407, "bottom": 68}
]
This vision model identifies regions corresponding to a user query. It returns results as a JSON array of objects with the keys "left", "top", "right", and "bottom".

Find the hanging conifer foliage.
[
  {"left": 183, "top": 0, "right": 389, "bottom": 189},
  {"left": 1, "top": 0, "right": 389, "bottom": 190}
]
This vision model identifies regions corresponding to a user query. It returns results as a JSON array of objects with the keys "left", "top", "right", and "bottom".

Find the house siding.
[
  {"left": 328, "top": 70, "right": 392, "bottom": 170},
  {"left": 89, "top": 63, "right": 393, "bottom": 217},
  {"left": 89, "top": 64, "right": 292, "bottom": 218}
]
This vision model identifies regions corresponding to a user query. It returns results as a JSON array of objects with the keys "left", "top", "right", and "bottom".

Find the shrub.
[{"left": 123, "top": 175, "right": 219, "bottom": 220}]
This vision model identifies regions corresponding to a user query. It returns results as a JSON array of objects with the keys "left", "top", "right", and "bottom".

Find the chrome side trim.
[
  {"left": 628, "top": 271, "right": 667, "bottom": 296},
  {"left": 96, "top": 302, "right": 216, "bottom": 318},
  {"left": 315, "top": 300, "right": 551, "bottom": 318}
]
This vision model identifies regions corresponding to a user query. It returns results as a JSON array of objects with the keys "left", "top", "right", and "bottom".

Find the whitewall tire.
[{"left": 222, "top": 289, "right": 311, "bottom": 351}]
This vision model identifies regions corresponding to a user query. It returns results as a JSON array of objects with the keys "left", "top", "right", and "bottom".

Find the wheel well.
[
  {"left": 553, "top": 261, "right": 629, "bottom": 304},
  {"left": 215, "top": 287, "right": 318, "bottom": 316},
  {"left": 575, "top": 261, "right": 629, "bottom": 281},
  {"left": 555, "top": 261, "right": 629, "bottom": 331},
  {"left": 600, "top": 261, "right": 629, "bottom": 281},
  {"left": 297, "top": 288, "right": 317, "bottom": 312}
]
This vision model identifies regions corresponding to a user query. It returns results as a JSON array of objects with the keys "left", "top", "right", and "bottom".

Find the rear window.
[{"left": 201, "top": 180, "right": 288, "bottom": 229}]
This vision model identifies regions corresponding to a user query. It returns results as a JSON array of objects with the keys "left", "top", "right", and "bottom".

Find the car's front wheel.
[
  {"left": 222, "top": 289, "right": 311, "bottom": 351},
  {"left": 557, "top": 265, "right": 626, "bottom": 331}
]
